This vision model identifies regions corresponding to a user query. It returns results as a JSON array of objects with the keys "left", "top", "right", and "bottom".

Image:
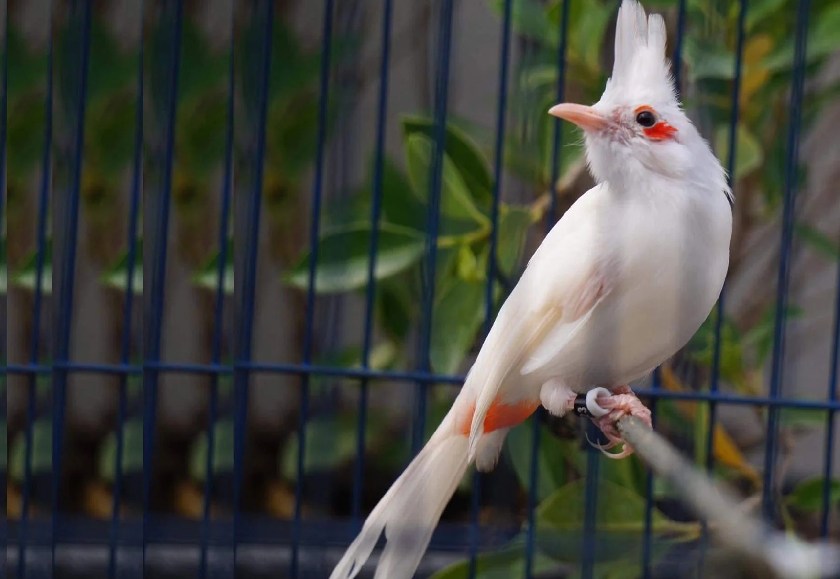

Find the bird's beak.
[{"left": 548, "top": 103, "right": 609, "bottom": 132}]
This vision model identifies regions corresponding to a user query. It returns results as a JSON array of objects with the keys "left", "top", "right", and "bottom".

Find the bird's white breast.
[{"left": 530, "top": 181, "right": 731, "bottom": 389}]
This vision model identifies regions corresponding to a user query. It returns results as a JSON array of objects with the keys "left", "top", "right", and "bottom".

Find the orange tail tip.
[{"left": 459, "top": 399, "right": 539, "bottom": 436}]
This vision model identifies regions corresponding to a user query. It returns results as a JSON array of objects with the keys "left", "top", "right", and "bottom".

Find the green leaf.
[
  {"left": 177, "top": 94, "right": 229, "bottom": 175},
  {"left": 795, "top": 223, "right": 840, "bottom": 260},
  {"left": 430, "top": 279, "right": 486, "bottom": 374},
  {"left": 281, "top": 415, "right": 360, "bottom": 479},
  {"left": 761, "top": 4, "right": 840, "bottom": 72},
  {"left": 12, "top": 242, "right": 52, "bottom": 294},
  {"left": 380, "top": 158, "right": 427, "bottom": 232},
  {"left": 189, "top": 419, "right": 235, "bottom": 482},
  {"left": 745, "top": 0, "right": 788, "bottom": 31},
  {"left": 376, "top": 276, "right": 416, "bottom": 340},
  {"left": 742, "top": 303, "right": 804, "bottom": 364},
  {"left": 0, "top": 420, "right": 6, "bottom": 470},
  {"left": 101, "top": 239, "right": 143, "bottom": 294},
  {"left": 1, "top": 246, "right": 7, "bottom": 295},
  {"left": 193, "top": 239, "right": 234, "bottom": 295},
  {"left": 402, "top": 117, "right": 494, "bottom": 207},
  {"left": 99, "top": 419, "right": 144, "bottom": 482},
  {"left": 489, "top": 0, "right": 558, "bottom": 46},
  {"left": 714, "top": 124, "right": 763, "bottom": 180},
  {"left": 85, "top": 21, "right": 138, "bottom": 103},
  {"left": 779, "top": 408, "right": 826, "bottom": 430},
  {"left": 570, "top": 0, "right": 614, "bottom": 75},
  {"left": 430, "top": 541, "right": 560, "bottom": 579},
  {"left": 177, "top": 22, "right": 230, "bottom": 101},
  {"left": 405, "top": 134, "right": 490, "bottom": 229},
  {"left": 683, "top": 36, "right": 736, "bottom": 80},
  {"left": 86, "top": 93, "right": 137, "bottom": 178},
  {"left": 786, "top": 477, "right": 840, "bottom": 513},
  {"left": 536, "top": 479, "right": 693, "bottom": 563},
  {"left": 11, "top": 419, "right": 53, "bottom": 481},
  {"left": 497, "top": 206, "right": 533, "bottom": 276},
  {"left": 285, "top": 224, "right": 425, "bottom": 293},
  {"left": 687, "top": 309, "right": 744, "bottom": 383},
  {"left": 506, "top": 423, "right": 569, "bottom": 502},
  {"left": 8, "top": 96, "right": 48, "bottom": 177}
]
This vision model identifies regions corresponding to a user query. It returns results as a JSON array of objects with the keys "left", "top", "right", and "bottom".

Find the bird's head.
[{"left": 550, "top": 0, "right": 729, "bottom": 200}]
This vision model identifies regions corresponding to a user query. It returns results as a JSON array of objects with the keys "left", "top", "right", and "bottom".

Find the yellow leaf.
[
  {"left": 741, "top": 34, "right": 774, "bottom": 109},
  {"left": 660, "top": 366, "right": 761, "bottom": 487}
]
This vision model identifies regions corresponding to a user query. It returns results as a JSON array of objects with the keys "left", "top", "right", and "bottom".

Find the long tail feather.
[{"left": 330, "top": 422, "right": 470, "bottom": 579}]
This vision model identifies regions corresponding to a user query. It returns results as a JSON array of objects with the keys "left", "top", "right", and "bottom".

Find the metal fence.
[{"left": 4, "top": 0, "right": 839, "bottom": 578}]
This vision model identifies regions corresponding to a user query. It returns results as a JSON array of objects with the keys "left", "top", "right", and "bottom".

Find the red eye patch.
[
  {"left": 643, "top": 122, "right": 678, "bottom": 141},
  {"left": 634, "top": 105, "right": 678, "bottom": 141}
]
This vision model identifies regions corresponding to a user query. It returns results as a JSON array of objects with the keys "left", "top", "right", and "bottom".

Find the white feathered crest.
[{"left": 601, "top": 0, "right": 677, "bottom": 107}]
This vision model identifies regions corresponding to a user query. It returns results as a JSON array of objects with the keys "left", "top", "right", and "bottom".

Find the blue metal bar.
[
  {"left": 53, "top": 1, "right": 92, "bottom": 573},
  {"left": 546, "top": 0, "right": 570, "bottom": 228},
  {"left": 413, "top": 0, "right": 454, "bottom": 456},
  {"left": 108, "top": 14, "right": 144, "bottom": 579},
  {"left": 641, "top": 371, "right": 661, "bottom": 578},
  {"left": 581, "top": 422, "right": 601, "bottom": 579},
  {"left": 7, "top": 361, "right": 232, "bottom": 375},
  {"left": 352, "top": 0, "right": 394, "bottom": 522},
  {"left": 469, "top": 0, "right": 513, "bottom": 575},
  {"left": 233, "top": 0, "right": 273, "bottom": 569},
  {"left": 671, "top": 0, "right": 687, "bottom": 98},
  {"left": 0, "top": 0, "right": 6, "bottom": 223},
  {"left": 198, "top": 13, "right": 235, "bottom": 579},
  {"left": 822, "top": 244, "right": 840, "bottom": 537},
  {"left": 528, "top": 2, "right": 571, "bottom": 575},
  {"left": 763, "top": 0, "right": 811, "bottom": 521},
  {"left": 291, "top": 0, "right": 334, "bottom": 574},
  {"left": 144, "top": 0, "right": 183, "bottom": 569},
  {"left": 697, "top": 3, "right": 748, "bottom": 573},
  {"left": 18, "top": 17, "right": 53, "bottom": 579}
]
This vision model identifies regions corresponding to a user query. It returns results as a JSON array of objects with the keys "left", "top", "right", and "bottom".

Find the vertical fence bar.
[
  {"left": 144, "top": 0, "right": 183, "bottom": 568},
  {"left": 52, "top": 0, "right": 92, "bottom": 571},
  {"left": 414, "top": 0, "right": 453, "bottom": 456},
  {"left": 233, "top": 0, "right": 273, "bottom": 568},
  {"left": 763, "top": 0, "right": 811, "bottom": 521},
  {"left": 197, "top": 12, "right": 235, "bottom": 578},
  {"left": 108, "top": 16, "right": 144, "bottom": 579},
  {"left": 581, "top": 422, "right": 601, "bottom": 579},
  {"left": 822, "top": 251, "right": 840, "bottom": 537},
  {"left": 671, "top": 0, "right": 687, "bottom": 95},
  {"left": 526, "top": 2, "right": 571, "bottom": 575},
  {"left": 641, "top": 371, "right": 660, "bottom": 579},
  {"left": 694, "top": 1, "right": 748, "bottom": 573},
  {"left": 469, "top": 0, "right": 513, "bottom": 575},
  {"left": 18, "top": 24, "right": 52, "bottom": 575},
  {"left": 353, "top": 0, "right": 393, "bottom": 522},
  {"left": 292, "top": 0, "right": 334, "bottom": 574}
]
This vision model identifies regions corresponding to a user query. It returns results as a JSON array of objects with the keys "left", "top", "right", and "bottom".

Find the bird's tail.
[{"left": 330, "top": 415, "right": 470, "bottom": 579}]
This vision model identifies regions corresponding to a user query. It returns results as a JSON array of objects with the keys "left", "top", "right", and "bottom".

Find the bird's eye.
[{"left": 635, "top": 110, "right": 657, "bottom": 127}]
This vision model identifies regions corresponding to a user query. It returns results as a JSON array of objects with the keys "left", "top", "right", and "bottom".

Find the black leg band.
[{"left": 573, "top": 394, "right": 593, "bottom": 417}]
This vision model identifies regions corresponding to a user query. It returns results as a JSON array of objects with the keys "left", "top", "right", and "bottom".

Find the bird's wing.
[{"left": 466, "top": 186, "right": 611, "bottom": 456}]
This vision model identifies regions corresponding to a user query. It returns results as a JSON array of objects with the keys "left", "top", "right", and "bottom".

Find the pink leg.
[{"left": 587, "top": 385, "right": 652, "bottom": 459}]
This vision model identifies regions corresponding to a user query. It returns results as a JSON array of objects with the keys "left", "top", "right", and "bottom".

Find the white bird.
[{"left": 331, "top": 1, "right": 732, "bottom": 577}]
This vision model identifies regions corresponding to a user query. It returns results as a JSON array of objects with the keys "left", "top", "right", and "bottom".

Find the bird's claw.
[{"left": 582, "top": 386, "right": 651, "bottom": 459}]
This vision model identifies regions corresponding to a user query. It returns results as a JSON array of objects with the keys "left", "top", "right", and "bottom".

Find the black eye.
[{"left": 635, "top": 110, "right": 657, "bottom": 127}]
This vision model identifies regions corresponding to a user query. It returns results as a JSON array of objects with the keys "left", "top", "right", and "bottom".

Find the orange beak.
[{"left": 548, "top": 103, "right": 609, "bottom": 132}]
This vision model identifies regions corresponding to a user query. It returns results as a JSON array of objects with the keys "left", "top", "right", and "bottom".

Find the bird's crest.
[{"left": 603, "top": 0, "right": 676, "bottom": 106}]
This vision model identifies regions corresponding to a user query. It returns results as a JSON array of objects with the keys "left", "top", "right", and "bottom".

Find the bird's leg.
[
  {"left": 584, "top": 385, "right": 652, "bottom": 459},
  {"left": 540, "top": 378, "right": 578, "bottom": 417}
]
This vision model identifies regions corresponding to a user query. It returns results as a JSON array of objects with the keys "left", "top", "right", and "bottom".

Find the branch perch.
[{"left": 617, "top": 416, "right": 839, "bottom": 579}]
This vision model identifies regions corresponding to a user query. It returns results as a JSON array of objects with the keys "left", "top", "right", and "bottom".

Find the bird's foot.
[{"left": 582, "top": 386, "right": 651, "bottom": 459}]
